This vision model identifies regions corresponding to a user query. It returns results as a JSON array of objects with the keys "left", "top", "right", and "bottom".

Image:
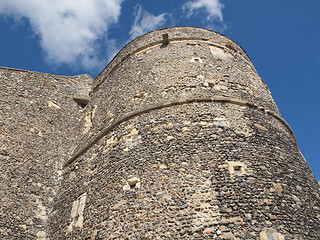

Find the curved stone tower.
[{"left": 50, "top": 27, "right": 320, "bottom": 239}]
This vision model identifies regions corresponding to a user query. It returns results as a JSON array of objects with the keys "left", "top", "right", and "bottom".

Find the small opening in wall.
[
  {"left": 124, "top": 177, "right": 140, "bottom": 191},
  {"left": 161, "top": 33, "right": 169, "bottom": 47},
  {"left": 190, "top": 57, "right": 203, "bottom": 63},
  {"left": 78, "top": 102, "right": 87, "bottom": 108},
  {"left": 72, "top": 95, "right": 89, "bottom": 108},
  {"left": 234, "top": 166, "right": 242, "bottom": 176}
]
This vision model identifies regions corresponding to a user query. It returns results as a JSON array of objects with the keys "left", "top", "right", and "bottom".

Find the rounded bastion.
[{"left": 50, "top": 27, "right": 320, "bottom": 239}]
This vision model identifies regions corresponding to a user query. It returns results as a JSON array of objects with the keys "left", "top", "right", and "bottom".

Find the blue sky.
[{"left": 0, "top": 0, "right": 319, "bottom": 181}]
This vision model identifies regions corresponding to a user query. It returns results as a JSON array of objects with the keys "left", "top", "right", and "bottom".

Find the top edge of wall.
[{"left": 93, "top": 26, "right": 253, "bottom": 91}]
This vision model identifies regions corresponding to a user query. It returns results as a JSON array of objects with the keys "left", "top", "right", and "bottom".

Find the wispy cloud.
[
  {"left": 0, "top": 0, "right": 124, "bottom": 70},
  {"left": 184, "top": 0, "right": 224, "bottom": 21},
  {"left": 129, "top": 5, "right": 167, "bottom": 40}
]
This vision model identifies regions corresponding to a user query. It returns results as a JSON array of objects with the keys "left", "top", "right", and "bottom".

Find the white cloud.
[
  {"left": 129, "top": 5, "right": 167, "bottom": 40},
  {"left": 0, "top": 0, "right": 124, "bottom": 69},
  {"left": 184, "top": 0, "right": 224, "bottom": 21}
]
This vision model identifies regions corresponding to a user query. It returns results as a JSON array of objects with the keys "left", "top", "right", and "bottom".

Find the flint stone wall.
[
  {"left": 73, "top": 27, "right": 280, "bottom": 157},
  {"left": 1, "top": 26, "right": 319, "bottom": 239},
  {"left": 0, "top": 67, "right": 93, "bottom": 239},
  {"left": 55, "top": 27, "right": 320, "bottom": 239},
  {"left": 52, "top": 102, "right": 320, "bottom": 239}
]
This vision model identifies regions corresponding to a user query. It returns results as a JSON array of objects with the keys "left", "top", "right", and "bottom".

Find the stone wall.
[
  {"left": 54, "top": 27, "right": 320, "bottom": 239},
  {"left": 0, "top": 67, "right": 93, "bottom": 239},
  {"left": 1, "top": 27, "right": 319, "bottom": 239},
  {"left": 72, "top": 27, "right": 280, "bottom": 161},
  {"left": 52, "top": 103, "right": 320, "bottom": 239}
]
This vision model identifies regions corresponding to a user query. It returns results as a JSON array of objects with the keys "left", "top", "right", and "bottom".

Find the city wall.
[
  {"left": 1, "top": 27, "right": 319, "bottom": 239},
  {"left": 53, "top": 27, "right": 320, "bottom": 239},
  {"left": 0, "top": 67, "right": 92, "bottom": 239}
]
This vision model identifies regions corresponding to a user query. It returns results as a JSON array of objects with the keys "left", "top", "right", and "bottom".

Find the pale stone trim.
[
  {"left": 63, "top": 95, "right": 297, "bottom": 170},
  {"left": 67, "top": 193, "right": 87, "bottom": 233}
]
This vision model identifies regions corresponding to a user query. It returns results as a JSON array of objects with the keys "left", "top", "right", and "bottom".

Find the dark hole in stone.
[
  {"left": 161, "top": 33, "right": 169, "bottom": 48},
  {"left": 72, "top": 95, "right": 89, "bottom": 108},
  {"left": 234, "top": 166, "right": 242, "bottom": 176},
  {"left": 77, "top": 102, "right": 87, "bottom": 108}
]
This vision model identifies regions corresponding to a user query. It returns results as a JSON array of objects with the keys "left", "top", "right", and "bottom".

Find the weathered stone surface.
[
  {"left": 259, "top": 229, "right": 284, "bottom": 240},
  {"left": 54, "top": 27, "right": 319, "bottom": 239},
  {"left": 0, "top": 67, "right": 93, "bottom": 239},
  {"left": 1, "top": 27, "right": 320, "bottom": 239}
]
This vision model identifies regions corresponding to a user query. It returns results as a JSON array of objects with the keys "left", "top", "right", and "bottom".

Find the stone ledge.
[{"left": 63, "top": 95, "right": 297, "bottom": 170}]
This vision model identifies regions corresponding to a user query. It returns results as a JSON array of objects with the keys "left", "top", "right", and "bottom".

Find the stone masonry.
[
  {"left": 1, "top": 27, "right": 320, "bottom": 239},
  {"left": 0, "top": 68, "right": 93, "bottom": 239}
]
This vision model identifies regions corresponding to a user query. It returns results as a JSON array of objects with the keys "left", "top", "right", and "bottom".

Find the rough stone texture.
[
  {"left": 1, "top": 27, "right": 320, "bottom": 239},
  {"left": 53, "top": 104, "right": 320, "bottom": 239},
  {"left": 0, "top": 67, "right": 93, "bottom": 239}
]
